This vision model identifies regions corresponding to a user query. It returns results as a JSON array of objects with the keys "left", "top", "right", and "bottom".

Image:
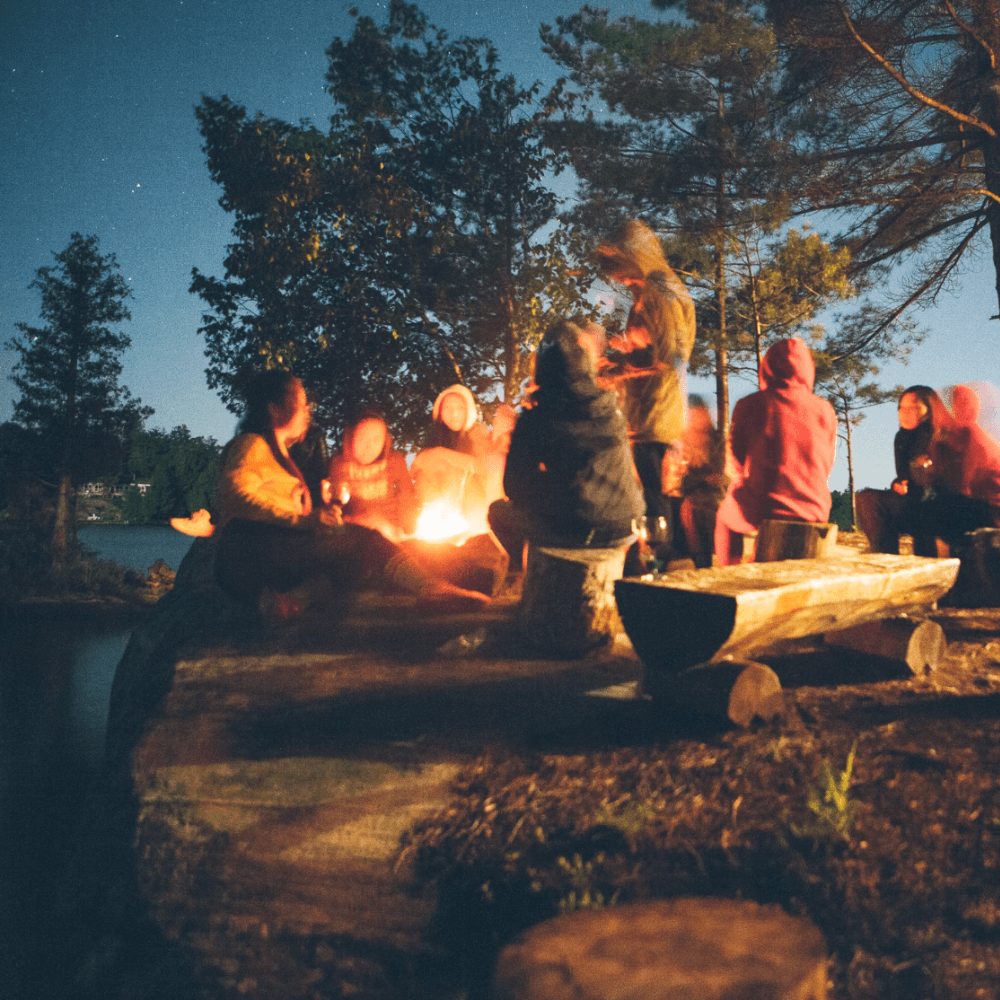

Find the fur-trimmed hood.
[
  {"left": 596, "top": 219, "right": 672, "bottom": 281},
  {"left": 431, "top": 384, "right": 478, "bottom": 432}
]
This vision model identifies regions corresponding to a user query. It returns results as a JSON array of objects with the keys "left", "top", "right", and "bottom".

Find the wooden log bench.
[
  {"left": 492, "top": 898, "right": 828, "bottom": 1000},
  {"left": 615, "top": 554, "right": 959, "bottom": 718},
  {"left": 517, "top": 543, "right": 630, "bottom": 656}
]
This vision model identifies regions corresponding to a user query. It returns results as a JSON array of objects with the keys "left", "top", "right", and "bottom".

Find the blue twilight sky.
[{"left": 2, "top": 0, "right": 998, "bottom": 490}]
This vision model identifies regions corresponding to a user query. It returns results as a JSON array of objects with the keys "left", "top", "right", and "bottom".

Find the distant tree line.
[
  {"left": 0, "top": 419, "right": 220, "bottom": 528},
  {"left": 121, "top": 426, "right": 220, "bottom": 524}
]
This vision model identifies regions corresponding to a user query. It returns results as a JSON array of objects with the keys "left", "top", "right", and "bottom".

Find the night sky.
[{"left": 2, "top": 0, "right": 997, "bottom": 489}]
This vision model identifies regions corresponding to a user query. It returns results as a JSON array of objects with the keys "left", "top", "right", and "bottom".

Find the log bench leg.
[
  {"left": 756, "top": 519, "right": 838, "bottom": 562},
  {"left": 646, "top": 659, "right": 784, "bottom": 728},
  {"left": 824, "top": 617, "right": 947, "bottom": 675}
]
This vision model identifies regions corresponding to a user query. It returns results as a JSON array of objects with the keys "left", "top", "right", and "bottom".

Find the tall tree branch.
[{"left": 836, "top": 0, "right": 997, "bottom": 136}]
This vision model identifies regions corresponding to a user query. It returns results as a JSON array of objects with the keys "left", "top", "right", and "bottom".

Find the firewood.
[{"left": 824, "top": 617, "right": 946, "bottom": 675}]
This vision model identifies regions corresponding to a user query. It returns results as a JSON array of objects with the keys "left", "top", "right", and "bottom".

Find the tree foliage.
[
  {"left": 7, "top": 232, "right": 149, "bottom": 563},
  {"left": 541, "top": 0, "right": 850, "bottom": 430},
  {"left": 124, "top": 426, "right": 221, "bottom": 523},
  {"left": 8, "top": 233, "right": 148, "bottom": 464},
  {"left": 771, "top": 0, "right": 1000, "bottom": 332},
  {"left": 192, "top": 0, "right": 586, "bottom": 445}
]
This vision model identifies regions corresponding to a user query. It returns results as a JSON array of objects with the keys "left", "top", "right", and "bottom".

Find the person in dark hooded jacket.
[
  {"left": 488, "top": 319, "right": 644, "bottom": 559},
  {"left": 714, "top": 337, "right": 837, "bottom": 565}
]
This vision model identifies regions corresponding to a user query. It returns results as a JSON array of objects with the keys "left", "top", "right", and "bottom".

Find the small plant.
[
  {"left": 592, "top": 798, "right": 655, "bottom": 844},
  {"left": 555, "top": 853, "right": 617, "bottom": 913},
  {"left": 791, "top": 740, "right": 858, "bottom": 843}
]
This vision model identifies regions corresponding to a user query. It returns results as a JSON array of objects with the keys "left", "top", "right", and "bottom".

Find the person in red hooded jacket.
[
  {"left": 714, "top": 338, "right": 837, "bottom": 565},
  {"left": 910, "top": 384, "right": 1000, "bottom": 548}
]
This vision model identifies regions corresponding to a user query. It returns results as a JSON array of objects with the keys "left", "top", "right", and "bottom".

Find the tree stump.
[
  {"left": 945, "top": 527, "right": 1000, "bottom": 607},
  {"left": 492, "top": 898, "right": 828, "bottom": 1000},
  {"left": 824, "top": 617, "right": 946, "bottom": 675},
  {"left": 518, "top": 544, "right": 628, "bottom": 656},
  {"left": 755, "top": 519, "right": 838, "bottom": 562},
  {"left": 651, "top": 658, "right": 784, "bottom": 727}
]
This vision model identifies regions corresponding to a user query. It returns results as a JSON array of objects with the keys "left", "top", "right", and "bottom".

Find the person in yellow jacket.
[
  {"left": 595, "top": 219, "right": 696, "bottom": 553},
  {"left": 212, "top": 371, "right": 488, "bottom": 613}
]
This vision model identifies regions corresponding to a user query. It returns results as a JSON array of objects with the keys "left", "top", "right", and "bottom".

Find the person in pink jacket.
[{"left": 714, "top": 338, "right": 837, "bottom": 565}]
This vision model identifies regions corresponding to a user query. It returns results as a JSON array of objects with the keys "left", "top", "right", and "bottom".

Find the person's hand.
[
  {"left": 317, "top": 504, "right": 344, "bottom": 527},
  {"left": 892, "top": 479, "right": 908, "bottom": 496}
]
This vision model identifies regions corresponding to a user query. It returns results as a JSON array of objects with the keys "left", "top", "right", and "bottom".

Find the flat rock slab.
[
  {"left": 493, "top": 898, "right": 828, "bottom": 1000},
  {"left": 124, "top": 595, "right": 643, "bottom": 999}
]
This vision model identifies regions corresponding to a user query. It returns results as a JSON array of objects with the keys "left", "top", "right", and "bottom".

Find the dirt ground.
[{"left": 406, "top": 539, "right": 1000, "bottom": 1000}]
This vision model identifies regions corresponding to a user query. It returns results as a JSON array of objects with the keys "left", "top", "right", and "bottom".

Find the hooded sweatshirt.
[
  {"left": 504, "top": 321, "right": 644, "bottom": 545},
  {"left": 717, "top": 338, "right": 837, "bottom": 532},
  {"left": 596, "top": 221, "right": 696, "bottom": 445},
  {"left": 934, "top": 384, "right": 1000, "bottom": 508},
  {"left": 328, "top": 422, "right": 417, "bottom": 535}
]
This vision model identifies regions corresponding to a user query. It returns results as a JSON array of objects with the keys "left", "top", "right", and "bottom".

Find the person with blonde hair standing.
[{"left": 595, "top": 220, "right": 696, "bottom": 552}]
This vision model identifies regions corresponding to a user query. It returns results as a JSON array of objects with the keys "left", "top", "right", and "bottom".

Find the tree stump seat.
[
  {"left": 492, "top": 898, "right": 829, "bottom": 1000},
  {"left": 616, "top": 554, "right": 959, "bottom": 708},
  {"left": 517, "top": 542, "right": 630, "bottom": 656},
  {"left": 943, "top": 527, "right": 1000, "bottom": 607},
  {"left": 755, "top": 518, "right": 839, "bottom": 562}
]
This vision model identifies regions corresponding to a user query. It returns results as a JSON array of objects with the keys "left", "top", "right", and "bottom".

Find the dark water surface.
[{"left": 1, "top": 526, "right": 188, "bottom": 999}]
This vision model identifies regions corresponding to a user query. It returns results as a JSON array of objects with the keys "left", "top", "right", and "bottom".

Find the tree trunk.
[
  {"left": 978, "top": 43, "right": 1000, "bottom": 317},
  {"left": 845, "top": 411, "right": 857, "bottom": 530},
  {"left": 51, "top": 470, "right": 76, "bottom": 573},
  {"left": 715, "top": 177, "right": 730, "bottom": 439}
]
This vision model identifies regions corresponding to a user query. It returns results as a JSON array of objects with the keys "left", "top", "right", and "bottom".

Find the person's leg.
[
  {"left": 681, "top": 497, "right": 717, "bottom": 568},
  {"left": 855, "top": 488, "right": 906, "bottom": 553},
  {"left": 713, "top": 511, "right": 745, "bottom": 567},
  {"left": 632, "top": 441, "right": 673, "bottom": 549},
  {"left": 487, "top": 498, "right": 527, "bottom": 568}
]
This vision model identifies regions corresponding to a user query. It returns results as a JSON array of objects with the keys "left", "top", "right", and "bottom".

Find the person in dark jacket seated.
[
  {"left": 856, "top": 385, "right": 939, "bottom": 555},
  {"left": 488, "top": 319, "right": 644, "bottom": 564}
]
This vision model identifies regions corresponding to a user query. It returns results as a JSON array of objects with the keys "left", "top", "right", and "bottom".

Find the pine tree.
[
  {"left": 8, "top": 233, "right": 149, "bottom": 568},
  {"left": 771, "top": 0, "right": 1000, "bottom": 327},
  {"left": 542, "top": 0, "right": 810, "bottom": 432}
]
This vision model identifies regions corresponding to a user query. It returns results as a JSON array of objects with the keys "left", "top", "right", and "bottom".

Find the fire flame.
[{"left": 414, "top": 499, "right": 474, "bottom": 544}]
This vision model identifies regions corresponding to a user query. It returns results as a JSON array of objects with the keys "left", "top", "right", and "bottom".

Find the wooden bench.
[{"left": 615, "top": 554, "right": 959, "bottom": 721}]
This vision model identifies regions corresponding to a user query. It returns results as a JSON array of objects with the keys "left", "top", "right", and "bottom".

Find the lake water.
[
  {"left": 1, "top": 525, "right": 186, "bottom": 998},
  {"left": 79, "top": 523, "right": 194, "bottom": 575}
]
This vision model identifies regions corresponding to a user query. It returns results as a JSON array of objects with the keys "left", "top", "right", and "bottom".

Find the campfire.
[{"left": 413, "top": 498, "right": 483, "bottom": 545}]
